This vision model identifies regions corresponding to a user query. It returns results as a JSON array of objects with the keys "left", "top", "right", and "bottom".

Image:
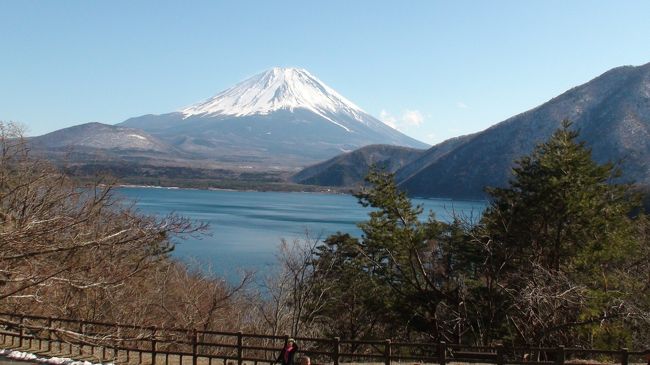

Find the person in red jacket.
[{"left": 276, "top": 338, "right": 298, "bottom": 365}]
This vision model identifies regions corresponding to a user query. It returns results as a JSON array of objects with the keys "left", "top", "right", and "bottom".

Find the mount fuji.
[{"left": 119, "top": 67, "right": 428, "bottom": 168}]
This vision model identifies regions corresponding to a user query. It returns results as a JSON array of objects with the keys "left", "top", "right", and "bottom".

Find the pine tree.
[
  {"left": 310, "top": 169, "right": 466, "bottom": 340},
  {"left": 483, "top": 120, "right": 636, "bottom": 272},
  {"left": 477, "top": 120, "right": 645, "bottom": 347}
]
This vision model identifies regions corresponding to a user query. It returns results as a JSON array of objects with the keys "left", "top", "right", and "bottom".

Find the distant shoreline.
[
  {"left": 116, "top": 183, "right": 351, "bottom": 195},
  {"left": 115, "top": 183, "right": 488, "bottom": 203}
]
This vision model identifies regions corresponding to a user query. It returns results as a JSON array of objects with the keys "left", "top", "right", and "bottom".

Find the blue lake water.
[{"left": 117, "top": 187, "right": 486, "bottom": 281}]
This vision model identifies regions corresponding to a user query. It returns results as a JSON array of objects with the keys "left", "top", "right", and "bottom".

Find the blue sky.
[{"left": 1, "top": 0, "right": 650, "bottom": 144}]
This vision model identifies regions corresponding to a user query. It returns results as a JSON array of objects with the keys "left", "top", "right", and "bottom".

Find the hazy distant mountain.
[
  {"left": 292, "top": 144, "right": 425, "bottom": 187},
  {"left": 400, "top": 62, "right": 650, "bottom": 198},
  {"left": 120, "top": 67, "right": 428, "bottom": 168},
  {"left": 30, "top": 122, "right": 172, "bottom": 152},
  {"left": 27, "top": 122, "right": 201, "bottom": 170}
]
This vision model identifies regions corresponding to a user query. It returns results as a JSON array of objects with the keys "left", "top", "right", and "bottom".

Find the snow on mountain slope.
[
  {"left": 180, "top": 67, "right": 368, "bottom": 131},
  {"left": 118, "top": 67, "right": 428, "bottom": 167}
]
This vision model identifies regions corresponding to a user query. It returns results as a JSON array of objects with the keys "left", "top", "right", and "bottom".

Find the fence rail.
[{"left": 0, "top": 313, "right": 648, "bottom": 365}]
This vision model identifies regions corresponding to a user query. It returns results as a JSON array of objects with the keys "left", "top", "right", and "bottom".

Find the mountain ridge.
[
  {"left": 29, "top": 122, "right": 176, "bottom": 153},
  {"left": 292, "top": 62, "right": 650, "bottom": 199},
  {"left": 292, "top": 144, "right": 425, "bottom": 187},
  {"left": 400, "top": 61, "right": 650, "bottom": 198}
]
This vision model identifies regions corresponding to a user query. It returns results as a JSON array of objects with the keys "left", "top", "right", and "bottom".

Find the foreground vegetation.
[
  {"left": 0, "top": 122, "right": 261, "bottom": 332},
  {"left": 273, "top": 121, "right": 650, "bottom": 349},
  {"left": 1, "top": 121, "right": 648, "bottom": 350}
]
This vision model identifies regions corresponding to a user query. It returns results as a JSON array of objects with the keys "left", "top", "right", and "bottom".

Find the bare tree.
[
  {"left": 0, "top": 121, "right": 204, "bottom": 319},
  {"left": 257, "top": 232, "right": 334, "bottom": 337},
  {"left": 131, "top": 260, "right": 254, "bottom": 330}
]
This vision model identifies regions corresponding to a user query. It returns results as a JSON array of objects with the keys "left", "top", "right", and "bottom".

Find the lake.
[{"left": 117, "top": 187, "right": 486, "bottom": 281}]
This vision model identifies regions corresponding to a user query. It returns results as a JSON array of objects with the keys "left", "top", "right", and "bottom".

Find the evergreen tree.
[
  {"left": 477, "top": 120, "right": 646, "bottom": 347},
  {"left": 354, "top": 169, "right": 453, "bottom": 338},
  {"left": 310, "top": 169, "right": 467, "bottom": 341},
  {"left": 309, "top": 233, "right": 391, "bottom": 340}
]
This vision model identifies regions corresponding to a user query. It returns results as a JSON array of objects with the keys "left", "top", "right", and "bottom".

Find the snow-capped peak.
[{"left": 180, "top": 67, "right": 368, "bottom": 125}]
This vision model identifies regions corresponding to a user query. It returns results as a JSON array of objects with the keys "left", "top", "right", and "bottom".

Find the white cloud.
[
  {"left": 456, "top": 101, "right": 469, "bottom": 109},
  {"left": 401, "top": 110, "right": 424, "bottom": 127},
  {"left": 379, "top": 109, "right": 425, "bottom": 130},
  {"left": 379, "top": 109, "right": 398, "bottom": 129}
]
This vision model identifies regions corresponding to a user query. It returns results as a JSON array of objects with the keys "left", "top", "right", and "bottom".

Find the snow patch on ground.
[
  {"left": 0, "top": 348, "right": 112, "bottom": 365},
  {"left": 126, "top": 134, "right": 147, "bottom": 141}
]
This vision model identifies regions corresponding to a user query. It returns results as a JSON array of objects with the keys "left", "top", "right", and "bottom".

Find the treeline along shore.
[
  {"left": 57, "top": 162, "right": 345, "bottom": 194},
  {"left": 1, "top": 121, "right": 649, "bottom": 352}
]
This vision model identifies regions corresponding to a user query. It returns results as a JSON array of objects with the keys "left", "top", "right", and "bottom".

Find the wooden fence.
[{"left": 0, "top": 313, "right": 648, "bottom": 365}]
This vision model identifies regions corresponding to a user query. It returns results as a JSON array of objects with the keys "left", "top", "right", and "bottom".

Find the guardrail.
[{"left": 0, "top": 313, "right": 648, "bottom": 365}]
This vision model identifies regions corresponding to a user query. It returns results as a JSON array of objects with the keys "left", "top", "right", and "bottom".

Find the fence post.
[
  {"left": 438, "top": 341, "right": 446, "bottom": 365},
  {"left": 384, "top": 339, "right": 391, "bottom": 365},
  {"left": 114, "top": 324, "right": 119, "bottom": 361},
  {"left": 79, "top": 321, "right": 85, "bottom": 355},
  {"left": 237, "top": 331, "right": 243, "bottom": 365},
  {"left": 620, "top": 348, "right": 628, "bottom": 365},
  {"left": 47, "top": 317, "right": 53, "bottom": 353},
  {"left": 555, "top": 346, "right": 565, "bottom": 365},
  {"left": 193, "top": 329, "right": 198, "bottom": 365},
  {"left": 496, "top": 345, "right": 505, "bottom": 365},
  {"left": 18, "top": 315, "right": 24, "bottom": 348},
  {"left": 333, "top": 337, "right": 341, "bottom": 365},
  {"left": 151, "top": 326, "right": 157, "bottom": 365}
]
